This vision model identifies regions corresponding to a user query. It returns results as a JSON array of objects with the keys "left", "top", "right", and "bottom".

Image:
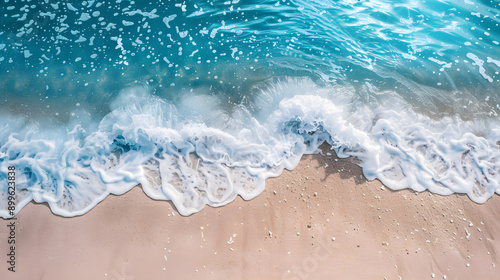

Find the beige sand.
[{"left": 1, "top": 151, "right": 499, "bottom": 280}]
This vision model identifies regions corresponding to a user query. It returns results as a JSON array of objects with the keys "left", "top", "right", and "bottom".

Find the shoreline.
[{"left": 1, "top": 151, "right": 499, "bottom": 279}]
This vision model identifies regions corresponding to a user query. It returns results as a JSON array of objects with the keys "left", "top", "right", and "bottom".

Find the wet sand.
[{"left": 1, "top": 150, "right": 499, "bottom": 280}]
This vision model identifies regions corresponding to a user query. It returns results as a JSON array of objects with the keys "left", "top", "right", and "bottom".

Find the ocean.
[{"left": 0, "top": 0, "right": 499, "bottom": 217}]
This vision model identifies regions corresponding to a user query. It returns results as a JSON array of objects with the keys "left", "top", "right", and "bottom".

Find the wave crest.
[{"left": 1, "top": 80, "right": 499, "bottom": 217}]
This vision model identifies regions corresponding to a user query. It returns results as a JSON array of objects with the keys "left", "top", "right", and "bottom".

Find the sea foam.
[{"left": 1, "top": 78, "right": 499, "bottom": 217}]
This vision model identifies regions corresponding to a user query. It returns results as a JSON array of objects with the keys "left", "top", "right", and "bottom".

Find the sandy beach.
[{"left": 1, "top": 149, "right": 499, "bottom": 280}]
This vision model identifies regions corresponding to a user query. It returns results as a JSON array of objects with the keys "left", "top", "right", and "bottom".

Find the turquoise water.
[{"left": 1, "top": 0, "right": 499, "bottom": 217}]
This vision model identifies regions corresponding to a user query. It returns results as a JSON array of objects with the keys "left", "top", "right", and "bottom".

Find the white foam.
[
  {"left": 467, "top": 53, "right": 493, "bottom": 83},
  {"left": 78, "top": 13, "right": 91, "bottom": 22},
  {"left": 162, "top": 15, "right": 177, "bottom": 28},
  {"left": 1, "top": 80, "right": 499, "bottom": 218},
  {"left": 122, "top": 20, "right": 134, "bottom": 26},
  {"left": 125, "top": 9, "right": 159, "bottom": 19}
]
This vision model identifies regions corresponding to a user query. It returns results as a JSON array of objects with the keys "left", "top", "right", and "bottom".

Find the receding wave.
[{"left": 1, "top": 78, "right": 499, "bottom": 217}]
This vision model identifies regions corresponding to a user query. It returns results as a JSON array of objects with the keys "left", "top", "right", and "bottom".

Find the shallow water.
[{"left": 0, "top": 0, "right": 499, "bottom": 217}]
